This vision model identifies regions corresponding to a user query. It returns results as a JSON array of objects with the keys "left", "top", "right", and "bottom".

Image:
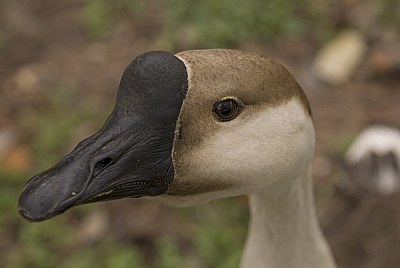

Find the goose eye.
[{"left": 213, "top": 98, "right": 242, "bottom": 121}]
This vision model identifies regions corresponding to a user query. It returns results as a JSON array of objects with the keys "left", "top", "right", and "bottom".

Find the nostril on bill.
[{"left": 94, "top": 157, "right": 113, "bottom": 176}]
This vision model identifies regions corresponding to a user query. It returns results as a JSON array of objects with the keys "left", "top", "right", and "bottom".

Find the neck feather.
[{"left": 241, "top": 166, "right": 336, "bottom": 268}]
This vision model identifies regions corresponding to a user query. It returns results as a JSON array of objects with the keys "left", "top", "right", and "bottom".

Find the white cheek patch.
[{"left": 166, "top": 99, "right": 314, "bottom": 206}]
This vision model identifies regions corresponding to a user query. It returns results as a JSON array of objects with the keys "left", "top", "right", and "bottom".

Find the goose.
[{"left": 18, "top": 49, "right": 336, "bottom": 268}]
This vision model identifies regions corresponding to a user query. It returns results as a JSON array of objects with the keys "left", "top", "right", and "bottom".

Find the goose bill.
[{"left": 17, "top": 51, "right": 188, "bottom": 222}]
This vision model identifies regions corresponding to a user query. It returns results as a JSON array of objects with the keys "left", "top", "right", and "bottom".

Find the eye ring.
[{"left": 212, "top": 97, "right": 243, "bottom": 122}]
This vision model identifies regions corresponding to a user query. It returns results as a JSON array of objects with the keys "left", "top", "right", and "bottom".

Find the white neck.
[{"left": 241, "top": 166, "right": 336, "bottom": 268}]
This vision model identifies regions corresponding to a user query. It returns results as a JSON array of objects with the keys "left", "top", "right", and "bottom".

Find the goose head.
[{"left": 18, "top": 49, "right": 314, "bottom": 221}]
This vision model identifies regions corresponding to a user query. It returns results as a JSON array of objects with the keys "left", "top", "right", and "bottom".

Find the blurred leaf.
[
  {"left": 0, "top": 31, "right": 6, "bottom": 52},
  {"left": 82, "top": 0, "right": 112, "bottom": 39},
  {"left": 59, "top": 238, "right": 147, "bottom": 268},
  {"left": 380, "top": 0, "right": 400, "bottom": 29},
  {"left": 82, "top": 0, "right": 142, "bottom": 39},
  {"left": 6, "top": 218, "right": 72, "bottom": 268},
  {"left": 164, "top": 0, "right": 310, "bottom": 48},
  {"left": 185, "top": 198, "right": 248, "bottom": 268},
  {"left": 154, "top": 238, "right": 184, "bottom": 268}
]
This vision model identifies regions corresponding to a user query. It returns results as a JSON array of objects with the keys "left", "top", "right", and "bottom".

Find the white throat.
[
  {"left": 158, "top": 95, "right": 337, "bottom": 267},
  {"left": 241, "top": 166, "right": 336, "bottom": 268}
]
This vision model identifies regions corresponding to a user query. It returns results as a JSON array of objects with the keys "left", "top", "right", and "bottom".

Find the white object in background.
[
  {"left": 312, "top": 29, "right": 367, "bottom": 85},
  {"left": 345, "top": 125, "right": 400, "bottom": 195}
]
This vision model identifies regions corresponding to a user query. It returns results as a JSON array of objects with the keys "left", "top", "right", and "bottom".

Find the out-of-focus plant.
[
  {"left": 83, "top": 0, "right": 112, "bottom": 39},
  {"left": 151, "top": 198, "right": 248, "bottom": 268},
  {"left": 59, "top": 238, "right": 147, "bottom": 268},
  {"left": 82, "top": 0, "right": 142, "bottom": 39},
  {"left": 191, "top": 198, "right": 247, "bottom": 268},
  {"left": 380, "top": 0, "right": 400, "bottom": 29},
  {"left": 154, "top": 238, "right": 185, "bottom": 268},
  {"left": 163, "top": 0, "right": 335, "bottom": 49},
  {"left": 0, "top": 31, "right": 6, "bottom": 53}
]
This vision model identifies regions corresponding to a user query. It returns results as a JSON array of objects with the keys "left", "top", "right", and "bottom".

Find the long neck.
[{"left": 241, "top": 166, "right": 336, "bottom": 268}]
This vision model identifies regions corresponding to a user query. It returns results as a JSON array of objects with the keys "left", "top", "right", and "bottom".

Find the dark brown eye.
[{"left": 212, "top": 97, "right": 242, "bottom": 121}]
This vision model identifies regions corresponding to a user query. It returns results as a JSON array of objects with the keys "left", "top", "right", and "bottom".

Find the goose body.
[{"left": 19, "top": 49, "right": 336, "bottom": 267}]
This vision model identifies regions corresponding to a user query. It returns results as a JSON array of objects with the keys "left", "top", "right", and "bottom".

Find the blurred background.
[{"left": 0, "top": 0, "right": 399, "bottom": 267}]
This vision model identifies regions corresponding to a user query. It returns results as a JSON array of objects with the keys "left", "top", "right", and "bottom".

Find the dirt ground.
[{"left": 1, "top": 1, "right": 399, "bottom": 268}]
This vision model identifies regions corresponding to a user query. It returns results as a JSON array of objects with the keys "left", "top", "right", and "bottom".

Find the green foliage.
[
  {"left": 164, "top": 0, "right": 309, "bottom": 48},
  {"left": 154, "top": 238, "right": 185, "bottom": 268},
  {"left": 332, "top": 130, "right": 358, "bottom": 156},
  {"left": 81, "top": 0, "right": 337, "bottom": 47},
  {"left": 0, "top": 170, "right": 26, "bottom": 224},
  {"left": 32, "top": 115, "right": 76, "bottom": 167},
  {"left": 191, "top": 198, "right": 247, "bottom": 268},
  {"left": 6, "top": 220, "right": 147, "bottom": 268},
  {"left": 59, "top": 238, "right": 147, "bottom": 268},
  {"left": 83, "top": 0, "right": 112, "bottom": 39},
  {"left": 0, "top": 31, "right": 6, "bottom": 52},
  {"left": 16, "top": 86, "right": 87, "bottom": 169},
  {"left": 82, "top": 0, "right": 142, "bottom": 39},
  {"left": 380, "top": 0, "right": 400, "bottom": 29},
  {"left": 152, "top": 198, "right": 247, "bottom": 268},
  {"left": 6, "top": 215, "right": 72, "bottom": 267}
]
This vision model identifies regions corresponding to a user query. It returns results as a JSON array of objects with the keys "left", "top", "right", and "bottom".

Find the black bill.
[{"left": 18, "top": 51, "right": 188, "bottom": 222}]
